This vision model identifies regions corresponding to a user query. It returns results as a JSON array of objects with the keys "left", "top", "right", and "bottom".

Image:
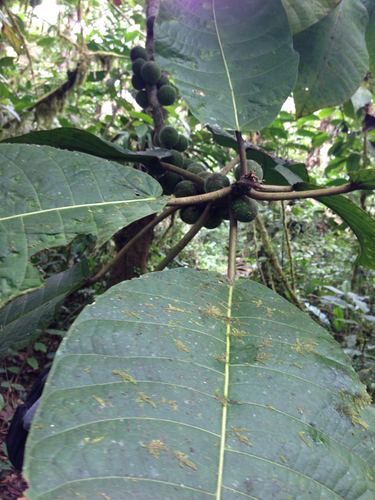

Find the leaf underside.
[
  {"left": 25, "top": 269, "right": 375, "bottom": 500},
  {"left": 155, "top": 0, "right": 299, "bottom": 132},
  {"left": 293, "top": 0, "right": 369, "bottom": 118},
  {"left": 0, "top": 261, "right": 89, "bottom": 356}
]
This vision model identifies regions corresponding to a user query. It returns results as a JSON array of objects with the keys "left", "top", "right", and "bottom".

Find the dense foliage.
[{"left": 1, "top": 0, "right": 375, "bottom": 498}]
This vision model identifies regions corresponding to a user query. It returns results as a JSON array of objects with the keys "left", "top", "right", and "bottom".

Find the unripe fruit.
[
  {"left": 173, "top": 134, "right": 189, "bottom": 152},
  {"left": 169, "top": 150, "right": 184, "bottom": 168},
  {"left": 187, "top": 163, "right": 205, "bottom": 175},
  {"left": 141, "top": 61, "right": 162, "bottom": 84},
  {"left": 180, "top": 205, "right": 204, "bottom": 224},
  {"left": 159, "top": 126, "right": 179, "bottom": 149},
  {"left": 130, "top": 46, "right": 148, "bottom": 62},
  {"left": 157, "top": 85, "right": 176, "bottom": 106},
  {"left": 157, "top": 74, "right": 170, "bottom": 89},
  {"left": 204, "top": 211, "right": 223, "bottom": 229},
  {"left": 159, "top": 171, "right": 183, "bottom": 195},
  {"left": 132, "top": 58, "right": 146, "bottom": 77},
  {"left": 231, "top": 195, "right": 259, "bottom": 222},
  {"left": 204, "top": 173, "right": 230, "bottom": 193},
  {"left": 131, "top": 74, "right": 146, "bottom": 90},
  {"left": 135, "top": 90, "right": 149, "bottom": 109},
  {"left": 174, "top": 180, "right": 197, "bottom": 198},
  {"left": 235, "top": 160, "right": 263, "bottom": 181}
]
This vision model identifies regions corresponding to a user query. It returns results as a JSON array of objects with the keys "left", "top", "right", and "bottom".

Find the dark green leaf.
[
  {"left": 0, "top": 261, "right": 89, "bottom": 356},
  {"left": 25, "top": 269, "right": 375, "bottom": 499},
  {"left": 1, "top": 128, "right": 171, "bottom": 166},
  {"left": 155, "top": 0, "right": 299, "bottom": 131},
  {"left": 294, "top": 0, "right": 369, "bottom": 117},
  {"left": 208, "top": 125, "right": 309, "bottom": 184},
  {"left": 295, "top": 182, "right": 375, "bottom": 268},
  {"left": 0, "top": 144, "right": 165, "bottom": 305},
  {"left": 349, "top": 168, "right": 375, "bottom": 188},
  {"left": 282, "top": 0, "right": 342, "bottom": 34}
]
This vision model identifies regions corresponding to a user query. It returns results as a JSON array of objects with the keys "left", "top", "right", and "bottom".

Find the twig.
[
  {"left": 155, "top": 203, "right": 211, "bottom": 271},
  {"left": 236, "top": 131, "right": 247, "bottom": 177},
  {"left": 255, "top": 216, "right": 303, "bottom": 310},
  {"left": 220, "top": 155, "right": 240, "bottom": 176},
  {"left": 167, "top": 186, "right": 232, "bottom": 206},
  {"left": 3, "top": 3, "right": 39, "bottom": 98},
  {"left": 227, "top": 209, "right": 237, "bottom": 285},
  {"left": 248, "top": 183, "right": 354, "bottom": 200},
  {"left": 254, "top": 224, "right": 267, "bottom": 287},
  {"left": 281, "top": 201, "right": 295, "bottom": 292},
  {"left": 88, "top": 207, "right": 178, "bottom": 285}
]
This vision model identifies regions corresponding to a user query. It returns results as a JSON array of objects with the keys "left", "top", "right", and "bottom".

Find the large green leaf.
[
  {"left": 208, "top": 125, "right": 309, "bottom": 184},
  {"left": 364, "top": 0, "right": 375, "bottom": 76},
  {"left": 0, "top": 144, "right": 165, "bottom": 306},
  {"left": 349, "top": 168, "right": 375, "bottom": 189},
  {"left": 296, "top": 182, "right": 375, "bottom": 268},
  {"left": 25, "top": 269, "right": 375, "bottom": 499},
  {"left": 2, "top": 128, "right": 171, "bottom": 166},
  {"left": 154, "top": 0, "right": 299, "bottom": 132},
  {"left": 0, "top": 261, "right": 89, "bottom": 355},
  {"left": 282, "top": 0, "right": 342, "bottom": 34},
  {"left": 293, "top": 0, "right": 369, "bottom": 118}
]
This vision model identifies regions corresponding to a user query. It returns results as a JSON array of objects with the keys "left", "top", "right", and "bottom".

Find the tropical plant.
[{"left": 1, "top": 0, "right": 375, "bottom": 498}]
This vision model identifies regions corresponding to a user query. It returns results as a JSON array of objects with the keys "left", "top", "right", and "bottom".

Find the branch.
[
  {"left": 88, "top": 207, "right": 178, "bottom": 285},
  {"left": 167, "top": 186, "right": 232, "bottom": 206},
  {"left": 248, "top": 183, "right": 355, "bottom": 200},
  {"left": 154, "top": 203, "right": 212, "bottom": 271}
]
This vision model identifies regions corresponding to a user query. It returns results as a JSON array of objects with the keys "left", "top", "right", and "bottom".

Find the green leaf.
[
  {"left": 154, "top": 0, "right": 299, "bottom": 131},
  {"left": 0, "top": 144, "right": 165, "bottom": 305},
  {"left": 351, "top": 86, "right": 373, "bottom": 113},
  {"left": 282, "top": 0, "right": 342, "bottom": 34},
  {"left": 294, "top": 0, "right": 369, "bottom": 118},
  {"left": 295, "top": 182, "right": 375, "bottom": 268},
  {"left": 365, "top": 2, "right": 375, "bottom": 76},
  {"left": 1, "top": 128, "right": 171, "bottom": 166},
  {"left": 0, "top": 261, "right": 89, "bottom": 356},
  {"left": 208, "top": 125, "right": 309, "bottom": 184},
  {"left": 25, "top": 269, "right": 375, "bottom": 499},
  {"left": 349, "top": 168, "right": 375, "bottom": 188}
]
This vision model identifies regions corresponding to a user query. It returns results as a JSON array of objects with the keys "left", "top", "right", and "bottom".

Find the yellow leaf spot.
[
  {"left": 159, "top": 397, "right": 178, "bottom": 411},
  {"left": 136, "top": 392, "right": 156, "bottom": 408},
  {"left": 298, "top": 431, "right": 311, "bottom": 447},
  {"left": 92, "top": 395, "right": 105, "bottom": 406},
  {"left": 279, "top": 455, "right": 287, "bottom": 463},
  {"left": 173, "top": 451, "right": 197, "bottom": 470},
  {"left": 91, "top": 436, "right": 105, "bottom": 444},
  {"left": 113, "top": 369, "right": 136, "bottom": 384},
  {"left": 236, "top": 434, "right": 253, "bottom": 447},
  {"left": 125, "top": 310, "right": 140, "bottom": 319},
  {"left": 166, "top": 304, "right": 191, "bottom": 314},
  {"left": 141, "top": 439, "right": 169, "bottom": 458},
  {"left": 84, "top": 367, "right": 90, "bottom": 373},
  {"left": 173, "top": 339, "right": 189, "bottom": 352}
]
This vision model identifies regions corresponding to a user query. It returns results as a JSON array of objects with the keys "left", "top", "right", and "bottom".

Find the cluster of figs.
[
  {"left": 130, "top": 45, "right": 176, "bottom": 108},
  {"left": 152, "top": 125, "right": 261, "bottom": 229},
  {"left": 129, "top": 44, "right": 261, "bottom": 229}
]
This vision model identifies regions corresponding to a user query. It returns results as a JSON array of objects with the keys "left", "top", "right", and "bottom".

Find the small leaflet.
[
  {"left": 113, "top": 369, "right": 136, "bottom": 384},
  {"left": 141, "top": 439, "right": 169, "bottom": 458},
  {"left": 173, "top": 339, "right": 189, "bottom": 352},
  {"left": 136, "top": 392, "right": 156, "bottom": 408},
  {"left": 173, "top": 451, "right": 198, "bottom": 470}
]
